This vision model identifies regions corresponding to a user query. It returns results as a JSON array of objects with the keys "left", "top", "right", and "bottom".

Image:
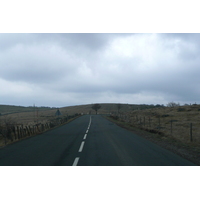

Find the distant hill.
[
  {"left": 0, "top": 103, "right": 164, "bottom": 127},
  {"left": 59, "top": 103, "right": 159, "bottom": 115},
  {"left": 0, "top": 103, "right": 162, "bottom": 116},
  {"left": 0, "top": 105, "right": 53, "bottom": 115}
]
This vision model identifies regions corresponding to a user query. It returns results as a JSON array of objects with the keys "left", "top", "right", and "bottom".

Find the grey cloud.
[
  {"left": 160, "top": 33, "right": 200, "bottom": 60},
  {"left": 29, "top": 33, "right": 111, "bottom": 52},
  {"left": 59, "top": 33, "right": 134, "bottom": 48},
  {"left": 62, "top": 33, "right": 108, "bottom": 50},
  {"left": 0, "top": 40, "right": 78, "bottom": 84},
  {"left": 0, "top": 33, "right": 40, "bottom": 51},
  {"left": 1, "top": 33, "right": 200, "bottom": 107}
]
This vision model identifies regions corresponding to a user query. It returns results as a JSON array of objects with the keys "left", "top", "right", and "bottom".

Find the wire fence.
[
  {"left": 110, "top": 112, "right": 200, "bottom": 143},
  {"left": 0, "top": 114, "right": 81, "bottom": 146}
]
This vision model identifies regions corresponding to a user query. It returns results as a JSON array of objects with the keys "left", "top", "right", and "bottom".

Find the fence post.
[
  {"left": 33, "top": 125, "right": 36, "bottom": 134},
  {"left": 4, "top": 129, "right": 7, "bottom": 145},
  {"left": 17, "top": 126, "right": 20, "bottom": 139},
  {"left": 149, "top": 117, "right": 151, "bottom": 127},
  {"left": 29, "top": 126, "right": 32, "bottom": 135},
  {"left": 24, "top": 127, "right": 27, "bottom": 137},
  {"left": 26, "top": 126, "right": 30, "bottom": 136},
  {"left": 20, "top": 126, "right": 23, "bottom": 138},
  {"left": 36, "top": 124, "right": 40, "bottom": 133},
  {"left": 170, "top": 120, "right": 173, "bottom": 134},
  {"left": 143, "top": 117, "right": 145, "bottom": 127},
  {"left": 13, "top": 126, "right": 17, "bottom": 140},
  {"left": 190, "top": 123, "right": 193, "bottom": 142}
]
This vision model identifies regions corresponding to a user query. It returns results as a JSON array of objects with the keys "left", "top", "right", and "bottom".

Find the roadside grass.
[
  {"left": 0, "top": 115, "right": 81, "bottom": 148},
  {"left": 128, "top": 105, "right": 200, "bottom": 144}
]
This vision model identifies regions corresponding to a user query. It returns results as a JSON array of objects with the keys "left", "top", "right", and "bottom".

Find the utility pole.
[
  {"left": 34, "top": 104, "right": 36, "bottom": 122},
  {"left": 36, "top": 107, "right": 39, "bottom": 124}
]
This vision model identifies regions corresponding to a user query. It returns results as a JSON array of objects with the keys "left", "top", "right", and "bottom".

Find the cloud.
[
  {"left": 0, "top": 33, "right": 200, "bottom": 106},
  {"left": 0, "top": 39, "right": 77, "bottom": 83}
]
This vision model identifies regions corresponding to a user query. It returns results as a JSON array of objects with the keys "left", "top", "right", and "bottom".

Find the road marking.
[
  {"left": 83, "top": 134, "right": 87, "bottom": 140},
  {"left": 78, "top": 141, "right": 85, "bottom": 152},
  {"left": 72, "top": 157, "right": 80, "bottom": 166},
  {"left": 86, "top": 116, "right": 92, "bottom": 133},
  {"left": 73, "top": 116, "right": 91, "bottom": 166},
  {"left": 89, "top": 116, "right": 91, "bottom": 125}
]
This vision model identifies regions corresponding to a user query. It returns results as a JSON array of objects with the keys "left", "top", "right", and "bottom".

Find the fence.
[
  {"left": 110, "top": 113, "right": 200, "bottom": 143},
  {"left": 0, "top": 114, "right": 81, "bottom": 146}
]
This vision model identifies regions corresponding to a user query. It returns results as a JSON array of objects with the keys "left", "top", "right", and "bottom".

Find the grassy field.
[
  {"left": 0, "top": 104, "right": 53, "bottom": 115},
  {"left": 121, "top": 104, "right": 200, "bottom": 144},
  {"left": 0, "top": 103, "right": 144, "bottom": 126}
]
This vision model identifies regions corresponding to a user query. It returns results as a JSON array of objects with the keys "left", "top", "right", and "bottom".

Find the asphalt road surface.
[{"left": 0, "top": 115, "right": 196, "bottom": 166}]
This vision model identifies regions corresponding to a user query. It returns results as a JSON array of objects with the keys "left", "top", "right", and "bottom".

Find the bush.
[
  {"left": 110, "top": 116, "right": 119, "bottom": 120},
  {"left": 177, "top": 108, "right": 186, "bottom": 112},
  {"left": 161, "top": 114, "right": 170, "bottom": 117},
  {"left": 166, "top": 102, "right": 180, "bottom": 107}
]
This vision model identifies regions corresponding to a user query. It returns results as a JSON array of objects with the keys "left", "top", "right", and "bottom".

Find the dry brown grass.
[
  {"left": 0, "top": 106, "right": 85, "bottom": 127},
  {"left": 128, "top": 105, "right": 200, "bottom": 144},
  {"left": 0, "top": 106, "right": 81, "bottom": 146},
  {"left": 0, "top": 106, "right": 85, "bottom": 147}
]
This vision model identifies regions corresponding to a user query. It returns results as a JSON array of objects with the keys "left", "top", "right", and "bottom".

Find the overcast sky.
[{"left": 0, "top": 33, "right": 200, "bottom": 107}]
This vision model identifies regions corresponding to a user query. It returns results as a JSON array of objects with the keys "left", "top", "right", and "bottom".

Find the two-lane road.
[{"left": 0, "top": 115, "right": 196, "bottom": 166}]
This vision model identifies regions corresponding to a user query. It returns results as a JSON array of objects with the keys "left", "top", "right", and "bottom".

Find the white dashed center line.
[
  {"left": 86, "top": 116, "right": 91, "bottom": 133},
  {"left": 72, "top": 116, "right": 92, "bottom": 166},
  {"left": 72, "top": 157, "right": 80, "bottom": 166},
  {"left": 78, "top": 141, "right": 85, "bottom": 152},
  {"left": 83, "top": 134, "right": 87, "bottom": 140}
]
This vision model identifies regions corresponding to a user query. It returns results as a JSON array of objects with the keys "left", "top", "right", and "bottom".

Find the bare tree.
[
  {"left": 166, "top": 102, "right": 180, "bottom": 107},
  {"left": 91, "top": 104, "right": 101, "bottom": 114}
]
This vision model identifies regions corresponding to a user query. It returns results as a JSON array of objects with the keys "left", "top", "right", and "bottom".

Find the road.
[{"left": 0, "top": 115, "right": 196, "bottom": 166}]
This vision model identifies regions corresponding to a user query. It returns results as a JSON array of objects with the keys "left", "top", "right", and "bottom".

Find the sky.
[{"left": 0, "top": 33, "right": 200, "bottom": 107}]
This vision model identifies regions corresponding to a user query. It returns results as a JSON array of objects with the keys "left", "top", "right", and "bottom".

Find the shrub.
[
  {"left": 166, "top": 102, "right": 180, "bottom": 107},
  {"left": 177, "top": 108, "right": 186, "bottom": 112},
  {"left": 161, "top": 114, "right": 170, "bottom": 117}
]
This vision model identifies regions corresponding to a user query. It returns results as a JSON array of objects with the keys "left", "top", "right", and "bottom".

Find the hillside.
[
  {"left": 60, "top": 103, "right": 159, "bottom": 115},
  {"left": 0, "top": 104, "right": 54, "bottom": 115},
  {"left": 0, "top": 103, "right": 156, "bottom": 126},
  {"left": 114, "top": 104, "right": 200, "bottom": 144},
  {"left": 2, "top": 103, "right": 200, "bottom": 143}
]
